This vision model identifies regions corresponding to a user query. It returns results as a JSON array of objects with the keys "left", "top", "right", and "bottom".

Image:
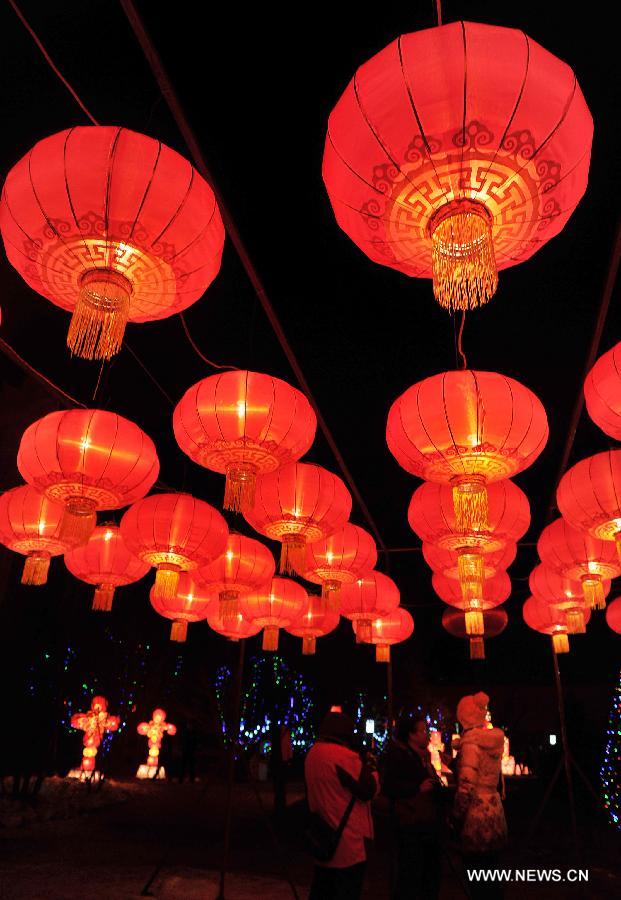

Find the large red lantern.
[
  {"left": 239, "top": 576, "right": 307, "bottom": 651},
  {"left": 423, "top": 541, "right": 516, "bottom": 581},
  {"left": 363, "top": 607, "right": 414, "bottom": 663},
  {"left": 149, "top": 572, "right": 212, "bottom": 642},
  {"left": 442, "top": 606, "right": 508, "bottom": 660},
  {"left": 605, "top": 598, "right": 621, "bottom": 635},
  {"left": 323, "top": 21, "right": 592, "bottom": 311},
  {"left": 292, "top": 523, "right": 377, "bottom": 610},
  {"left": 537, "top": 517, "right": 620, "bottom": 610},
  {"left": 556, "top": 450, "right": 621, "bottom": 562},
  {"left": 286, "top": 594, "right": 340, "bottom": 655},
  {"left": 529, "top": 564, "right": 601, "bottom": 635},
  {"left": 173, "top": 370, "right": 317, "bottom": 511},
  {"left": 17, "top": 409, "right": 159, "bottom": 545},
  {"left": 522, "top": 595, "right": 589, "bottom": 654},
  {"left": 0, "top": 485, "right": 68, "bottom": 585},
  {"left": 388, "top": 370, "right": 547, "bottom": 532},
  {"left": 64, "top": 523, "right": 150, "bottom": 611},
  {"left": 0, "top": 127, "right": 224, "bottom": 360},
  {"left": 197, "top": 533, "right": 275, "bottom": 620},
  {"left": 243, "top": 462, "right": 352, "bottom": 574},
  {"left": 584, "top": 343, "right": 621, "bottom": 440},
  {"left": 432, "top": 571, "right": 510, "bottom": 638},
  {"left": 121, "top": 493, "right": 228, "bottom": 601},
  {"left": 340, "top": 571, "right": 400, "bottom": 643},
  {"left": 206, "top": 604, "right": 262, "bottom": 641}
]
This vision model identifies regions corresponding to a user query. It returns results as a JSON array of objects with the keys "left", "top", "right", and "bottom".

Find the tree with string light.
[{"left": 601, "top": 669, "right": 621, "bottom": 829}]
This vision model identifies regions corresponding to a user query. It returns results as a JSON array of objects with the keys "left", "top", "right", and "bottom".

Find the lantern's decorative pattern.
[
  {"left": 173, "top": 370, "right": 317, "bottom": 511},
  {"left": 529, "top": 564, "right": 597, "bottom": 635},
  {"left": 0, "top": 485, "right": 68, "bottom": 585},
  {"left": 239, "top": 577, "right": 308, "bottom": 651},
  {"left": 522, "top": 595, "right": 586, "bottom": 654},
  {"left": 286, "top": 593, "right": 340, "bottom": 655},
  {"left": 557, "top": 451, "right": 621, "bottom": 563},
  {"left": 293, "top": 523, "right": 377, "bottom": 611},
  {"left": 364, "top": 607, "right": 414, "bottom": 664},
  {"left": 136, "top": 708, "right": 176, "bottom": 779},
  {"left": 584, "top": 343, "right": 621, "bottom": 440},
  {"left": 340, "top": 571, "right": 400, "bottom": 644},
  {"left": 121, "top": 493, "right": 228, "bottom": 602},
  {"left": 243, "top": 462, "right": 352, "bottom": 574},
  {"left": 323, "top": 21, "right": 592, "bottom": 311},
  {"left": 149, "top": 572, "right": 212, "bottom": 642},
  {"left": 0, "top": 127, "right": 224, "bottom": 359},
  {"left": 64, "top": 523, "right": 150, "bottom": 611},
  {"left": 537, "top": 518, "right": 620, "bottom": 610},
  {"left": 605, "top": 598, "right": 621, "bottom": 635},
  {"left": 17, "top": 409, "right": 159, "bottom": 546},
  {"left": 442, "top": 606, "right": 508, "bottom": 659},
  {"left": 70, "top": 695, "right": 119, "bottom": 773},
  {"left": 206, "top": 605, "right": 262, "bottom": 641},
  {"left": 197, "top": 533, "right": 274, "bottom": 621}
]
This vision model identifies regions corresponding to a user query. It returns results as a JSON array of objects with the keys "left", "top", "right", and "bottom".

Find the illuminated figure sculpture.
[
  {"left": 136, "top": 708, "right": 177, "bottom": 779},
  {"left": 69, "top": 695, "right": 119, "bottom": 780}
]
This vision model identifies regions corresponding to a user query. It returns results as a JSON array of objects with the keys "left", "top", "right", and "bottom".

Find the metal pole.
[
  {"left": 550, "top": 640, "right": 581, "bottom": 864},
  {"left": 387, "top": 658, "right": 394, "bottom": 736}
]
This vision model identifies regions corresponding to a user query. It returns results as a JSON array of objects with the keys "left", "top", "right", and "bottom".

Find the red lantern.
[
  {"left": 340, "top": 571, "right": 400, "bottom": 643},
  {"left": 239, "top": 576, "right": 307, "bottom": 651},
  {"left": 173, "top": 370, "right": 317, "bottom": 511},
  {"left": 323, "top": 21, "right": 592, "bottom": 311},
  {"left": 605, "top": 598, "right": 621, "bottom": 635},
  {"left": 17, "top": 409, "right": 159, "bottom": 545},
  {"left": 149, "top": 572, "right": 212, "bottom": 642},
  {"left": 0, "top": 127, "right": 224, "bottom": 360},
  {"left": 556, "top": 450, "right": 621, "bottom": 563},
  {"left": 0, "top": 485, "right": 68, "bottom": 585},
  {"left": 529, "top": 564, "right": 601, "bottom": 634},
  {"left": 432, "top": 571, "right": 510, "bottom": 638},
  {"left": 197, "top": 534, "right": 275, "bottom": 620},
  {"left": 64, "top": 523, "right": 150, "bottom": 611},
  {"left": 206, "top": 605, "right": 262, "bottom": 641},
  {"left": 286, "top": 594, "right": 340, "bottom": 655},
  {"left": 388, "top": 370, "right": 547, "bottom": 532},
  {"left": 243, "top": 462, "right": 352, "bottom": 574},
  {"left": 423, "top": 541, "right": 516, "bottom": 580},
  {"left": 442, "top": 606, "right": 508, "bottom": 659},
  {"left": 121, "top": 493, "right": 228, "bottom": 602},
  {"left": 293, "top": 523, "right": 377, "bottom": 611},
  {"left": 584, "top": 343, "right": 621, "bottom": 440},
  {"left": 364, "top": 607, "right": 414, "bottom": 663},
  {"left": 522, "top": 595, "right": 588, "bottom": 654},
  {"left": 537, "top": 518, "right": 620, "bottom": 610}
]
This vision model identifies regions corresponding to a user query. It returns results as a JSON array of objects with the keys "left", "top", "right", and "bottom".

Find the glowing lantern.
[
  {"left": 240, "top": 576, "right": 307, "bottom": 651},
  {"left": 529, "top": 564, "right": 603, "bottom": 634},
  {"left": 206, "top": 605, "right": 262, "bottom": 641},
  {"left": 243, "top": 462, "right": 352, "bottom": 574},
  {"left": 197, "top": 533, "right": 274, "bottom": 621},
  {"left": 292, "top": 523, "right": 378, "bottom": 611},
  {"left": 584, "top": 343, "right": 621, "bottom": 440},
  {"left": 286, "top": 594, "right": 340, "bottom": 655},
  {"left": 432, "top": 571, "right": 510, "bottom": 637},
  {"left": 323, "top": 21, "right": 592, "bottom": 311},
  {"left": 173, "top": 370, "right": 317, "bottom": 511},
  {"left": 0, "top": 127, "right": 224, "bottom": 360},
  {"left": 64, "top": 523, "right": 149, "bottom": 611},
  {"left": 136, "top": 708, "right": 176, "bottom": 779},
  {"left": 605, "top": 597, "right": 621, "bottom": 635},
  {"left": 149, "top": 572, "right": 212, "bottom": 642},
  {"left": 0, "top": 485, "right": 68, "bottom": 585},
  {"left": 522, "top": 595, "right": 589, "bottom": 654},
  {"left": 70, "top": 695, "right": 119, "bottom": 774},
  {"left": 340, "top": 571, "right": 400, "bottom": 643},
  {"left": 556, "top": 450, "right": 621, "bottom": 563},
  {"left": 388, "top": 370, "right": 547, "bottom": 532},
  {"left": 17, "top": 409, "right": 159, "bottom": 545},
  {"left": 537, "top": 518, "right": 621, "bottom": 610},
  {"left": 364, "top": 607, "right": 414, "bottom": 663},
  {"left": 442, "top": 606, "right": 508, "bottom": 659},
  {"left": 121, "top": 493, "right": 228, "bottom": 602},
  {"left": 423, "top": 541, "right": 516, "bottom": 581}
]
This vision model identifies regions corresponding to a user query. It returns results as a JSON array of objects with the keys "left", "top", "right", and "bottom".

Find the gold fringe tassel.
[
  {"left": 21, "top": 552, "right": 51, "bottom": 586},
  {"left": 452, "top": 478, "right": 489, "bottom": 533},
  {"left": 154, "top": 565, "right": 180, "bottom": 601},
  {"left": 170, "top": 620, "right": 188, "bottom": 642},
  {"left": 376, "top": 644, "right": 390, "bottom": 664},
  {"left": 59, "top": 497, "right": 97, "bottom": 547},
  {"left": 262, "top": 626, "right": 279, "bottom": 652},
  {"left": 469, "top": 637, "right": 485, "bottom": 660},
  {"left": 322, "top": 580, "right": 341, "bottom": 612},
  {"left": 219, "top": 590, "right": 240, "bottom": 622},
  {"left": 302, "top": 636, "right": 316, "bottom": 655},
  {"left": 67, "top": 269, "right": 131, "bottom": 361},
  {"left": 431, "top": 203, "right": 497, "bottom": 311},
  {"left": 224, "top": 465, "right": 257, "bottom": 513},
  {"left": 279, "top": 535, "right": 306, "bottom": 575},
  {"left": 464, "top": 609, "right": 485, "bottom": 636},
  {"left": 581, "top": 577, "right": 605, "bottom": 610},
  {"left": 566, "top": 609, "right": 586, "bottom": 634},
  {"left": 93, "top": 584, "right": 115, "bottom": 612},
  {"left": 552, "top": 632, "right": 569, "bottom": 654},
  {"left": 616, "top": 533, "right": 621, "bottom": 565}
]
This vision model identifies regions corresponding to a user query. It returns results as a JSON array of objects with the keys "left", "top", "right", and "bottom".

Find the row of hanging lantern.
[{"left": 524, "top": 341, "right": 621, "bottom": 652}]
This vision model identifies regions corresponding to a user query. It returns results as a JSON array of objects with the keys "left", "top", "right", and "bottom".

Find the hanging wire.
[
  {"left": 179, "top": 312, "right": 238, "bottom": 370},
  {"left": 0, "top": 336, "right": 86, "bottom": 408},
  {"left": 123, "top": 342, "right": 175, "bottom": 406},
  {"left": 457, "top": 311, "right": 468, "bottom": 369},
  {"left": 435, "top": 0, "right": 443, "bottom": 26}
]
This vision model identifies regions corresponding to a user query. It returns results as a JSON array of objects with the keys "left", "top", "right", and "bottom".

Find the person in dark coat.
[{"left": 382, "top": 713, "right": 444, "bottom": 899}]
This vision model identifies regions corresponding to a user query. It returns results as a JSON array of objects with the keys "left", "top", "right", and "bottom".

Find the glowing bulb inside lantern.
[
  {"left": 236, "top": 400, "right": 246, "bottom": 419},
  {"left": 104, "top": 529, "right": 114, "bottom": 542},
  {"left": 79, "top": 436, "right": 92, "bottom": 452},
  {"left": 226, "top": 550, "right": 234, "bottom": 561}
]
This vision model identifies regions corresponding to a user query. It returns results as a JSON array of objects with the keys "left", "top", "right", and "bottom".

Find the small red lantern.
[
  {"left": 522, "top": 595, "right": 588, "bottom": 654},
  {"left": 173, "top": 370, "right": 317, "bottom": 511},
  {"left": 293, "top": 523, "right": 377, "bottom": 610},
  {"left": 0, "top": 485, "right": 68, "bottom": 584},
  {"left": 423, "top": 541, "right": 516, "bottom": 580},
  {"left": 243, "top": 462, "right": 352, "bottom": 574},
  {"left": 340, "top": 571, "right": 400, "bottom": 643},
  {"left": 529, "top": 564, "right": 600, "bottom": 634},
  {"left": 64, "top": 523, "right": 150, "bottom": 611},
  {"left": 17, "top": 409, "right": 159, "bottom": 545},
  {"left": 286, "top": 594, "right": 340, "bottom": 655},
  {"left": 432, "top": 571, "right": 510, "bottom": 638},
  {"left": 556, "top": 450, "right": 621, "bottom": 563},
  {"left": 0, "top": 127, "right": 224, "bottom": 360},
  {"left": 442, "top": 606, "right": 508, "bottom": 660},
  {"left": 149, "top": 572, "right": 212, "bottom": 642},
  {"left": 239, "top": 576, "right": 307, "bottom": 651},
  {"left": 388, "top": 370, "right": 547, "bottom": 531},
  {"left": 121, "top": 493, "right": 228, "bottom": 602},
  {"left": 364, "top": 607, "right": 414, "bottom": 663},
  {"left": 584, "top": 342, "right": 621, "bottom": 440},
  {"left": 206, "top": 605, "right": 262, "bottom": 641},
  {"left": 605, "top": 598, "right": 621, "bottom": 635},
  {"left": 197, "top": 533, "right": 274, "bottom": 621},
  {"left": 537, "top": 518, "right": 620, "bottom": 610}
]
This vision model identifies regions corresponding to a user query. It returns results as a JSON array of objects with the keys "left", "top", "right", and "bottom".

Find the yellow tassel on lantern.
[
  {"left": 223, "top": 464, "right": 257, "bottom": 513},
  {"left": 279, "top": 534, "right": 306, "bottom": 575},
  {"left": 566, "top": 609, "right": 586, "bottom": 634},
  {"left": 452, "top": 477, "right": 489, "bottom": 533},
  {"left": 322, "top": 580, "right": 341, "bottom": 612},
  {"left": 581, "top": 576, "right": 605, "bottom": 610},
  {"left": 302, "top": 636, "right": 316, "bottom": 655},
  {"left": 469, "top": 637, "right": 485, "bottom": 660},
  {"left": 219, "top": 590, "right": 240, "bottom": 621},
  {"left": 170, "top": 620, "right": 188, "bottom": 642},
  {"left": 154, "top": 565, "right": 180, "bottom": 601},
  {"left": 464, "top": 608, "right": 485, "bottom": 636},
  {"left": 457, "top": 551, "right": 485, "bottom": 584},
  {"left": 92, "top": 584, "right": 115, "bottom": 612},
  {"left": 263, "top": 625, "right": 279, "bottom": 652},
  {"left": 552, "top": 632, "right": 570, "bottom": 654},
  {"left": 59, "top": 497, "right": 97, "bottom": 546},
  {"left": 615, "top": 533, "right": 621, "bottom": 565},
  {"left": 376, "top": 644, "right": 390, "bottom": 664},
  {"left": 356, "top": 619, "right": 372, "bottom": 644},
  {"left": 21, "top": 551, "right": 51, "bottom": 586},
  {"left": 67, "top": 269, "right": 131, "bottom": 361}
]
